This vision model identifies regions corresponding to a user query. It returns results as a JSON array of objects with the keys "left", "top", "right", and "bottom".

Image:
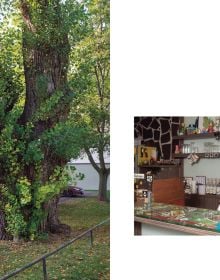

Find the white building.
[{"left": 67, "top": 152, "right": 110, "bottom": 191}]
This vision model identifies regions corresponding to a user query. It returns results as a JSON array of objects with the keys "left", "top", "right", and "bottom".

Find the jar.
[
  {"left": 182, "top": 144, "right": 186, "bottom": 154},
  {"left": 175, "top": 145, "right": 180, "bottom": 154},
  {"left": 184, "top": 144, "right": 190, "bottom": 154},
  {"left": 206, "top": 185, "right": 210, "bottom": 194},
  {"left": 213, "top": 186, "right": 217, "bottom": 195},
  {"left": 191, "top": 180, "right": 197, "bottom": 194},
  {"left": 187, "top": 144, "right": 191, "bottom": 153},
  {"left": 190, "top": 142, "right": 195, "bottom": 153},
  {"left": 198, "top": 185, "right": 206, "bottom": 195}
]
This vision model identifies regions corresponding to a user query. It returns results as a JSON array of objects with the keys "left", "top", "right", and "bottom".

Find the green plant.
[
  {"left": 16, "top": 177, "right": 32, "bottom": 206},
  {"left": 3, "top": 189, "right": 27, "bottom": 239}
]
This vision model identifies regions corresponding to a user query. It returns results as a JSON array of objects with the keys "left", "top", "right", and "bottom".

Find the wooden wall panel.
[{"left": 153, "top": 178, "right": 185, "bottom": 206}]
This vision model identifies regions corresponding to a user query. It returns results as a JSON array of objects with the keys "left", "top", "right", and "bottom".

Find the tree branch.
[
  {"left": 20, "top": 0, "right": 36, "bottom": 32},
  {"left": 85, "top": 148, "right": 100, "bottom": 173},
  {"left": 106, "top": 166, "right": 110, "bottom": 174},
  {"left": 97, "top": 61, "right": 105, "bottom": 95},
  {"left": 94, "top": 65, "right": 103, "bottom": 100},
  {"left": 98, "top": 147, "right": 106, "bottom": 170}
]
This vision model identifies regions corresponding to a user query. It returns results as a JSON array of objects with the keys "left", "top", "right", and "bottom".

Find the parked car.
[{"left": 62, "top": 186, "right": 84, "bottom": 197}]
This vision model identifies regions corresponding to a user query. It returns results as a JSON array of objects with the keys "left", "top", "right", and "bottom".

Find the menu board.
[
  {"left": 146, "top": 175, "right": 153, "bottom": 191},
  {"left": 134, "top": 174, "right": 153, "bottom": 190},
  {"left": 196, "top": 176, "right": 206, "bottom": 185}
]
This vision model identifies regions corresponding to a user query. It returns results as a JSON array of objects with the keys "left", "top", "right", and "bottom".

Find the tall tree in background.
[{"left": 69, "top": 0, "right": 110, "bottom": 201}]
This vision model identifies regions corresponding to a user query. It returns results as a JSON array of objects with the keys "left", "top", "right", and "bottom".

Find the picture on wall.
[{"left": 198, "top": 116, "right": 220, "bottom": 132}]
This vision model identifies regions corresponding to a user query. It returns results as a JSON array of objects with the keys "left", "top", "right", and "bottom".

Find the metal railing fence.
[{"left": 0, "top": 218, "right": 110, "bottom": 280}]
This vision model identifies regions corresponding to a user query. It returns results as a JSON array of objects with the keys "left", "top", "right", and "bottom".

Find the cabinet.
[
  {"left": 173, "top": 133, "right": 220, "bottom": 210},
  {"left": 185, "top": 194, "right": 220, "bottom": 210}
]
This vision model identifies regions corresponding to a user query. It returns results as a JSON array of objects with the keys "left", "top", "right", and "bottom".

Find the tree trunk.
[
  {"left": 98, "top": 169, "right": 109, "bottom": 201},
  {"left": 85, "top": 149, "right": 110, "bottom": 202},
  {"left": 0, "top": 210, "right": 10, "bottom": 240},
  {"left": 19, "top": 1, "right": 71, "bottom": 234},
  {"left": 41, "top": 195, "right": 71, "bottom": 235}
]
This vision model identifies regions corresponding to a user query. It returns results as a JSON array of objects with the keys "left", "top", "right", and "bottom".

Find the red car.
[{"left": 62, "top": 186, "right": 84, "bottom": 197}]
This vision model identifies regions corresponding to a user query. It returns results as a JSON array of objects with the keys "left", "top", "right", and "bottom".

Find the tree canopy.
[
  {"left": 0, "top": 0, "right": 110, "bottom": 240},
  {"left": 69, "top": 0, "right": 110, "bottom": 201}
]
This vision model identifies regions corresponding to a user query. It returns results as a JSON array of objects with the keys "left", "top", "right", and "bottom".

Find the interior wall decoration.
[{"left": 134, "top": 117, "right": 180, "bottom": 159}]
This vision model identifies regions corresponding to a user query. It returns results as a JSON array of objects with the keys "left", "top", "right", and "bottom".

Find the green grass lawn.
[
  {"left": 84, "top": 190, "right": 110, "bottom": 201},
  {"left": 0, "top": 197, "right": 110, "bottom": 280}
]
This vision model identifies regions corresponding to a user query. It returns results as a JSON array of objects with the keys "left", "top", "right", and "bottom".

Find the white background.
[{"left": 111, "top": 1, "right": 220, "bottom": 279}]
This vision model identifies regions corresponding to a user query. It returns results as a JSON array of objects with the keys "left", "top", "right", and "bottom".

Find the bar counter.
[{"left": 134, "top": 202, "right": 220, "bottom": 235}]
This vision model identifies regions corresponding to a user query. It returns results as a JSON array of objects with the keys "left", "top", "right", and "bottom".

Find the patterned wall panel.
[{"left": 134, "top": 117, "right": 180, "bottom": 160}]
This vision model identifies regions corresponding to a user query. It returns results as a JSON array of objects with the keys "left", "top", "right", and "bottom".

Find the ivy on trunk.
[
  {"left": 0, "top": 0, "right": 79, "bottom": 240},
  {"left": 19, "top": 0, "right": 72, "bottom": 234}
]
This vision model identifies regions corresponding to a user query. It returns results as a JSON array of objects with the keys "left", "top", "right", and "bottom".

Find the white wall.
[
  {"left": 68, "top": 163, "right": 110, "bottom": 190},
  {"left": 184, "top": 116, "right": 197, "bottom": 127},
  {"left": 184, "top": 138, "right": 220, "bottom": 179},
  {"left": 141, "top": 223, "right": 192, "bottom": 235},
  {"left": 67, "top": 151, "right": 110, "bottom": 190}
]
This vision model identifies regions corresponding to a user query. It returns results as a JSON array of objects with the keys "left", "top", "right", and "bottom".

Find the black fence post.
[
  {"left": 90, "top": 230, "right": 93, "bottom": 247},
  {"left": 42, "top": 258, "right": 48, "bottom": 280}
]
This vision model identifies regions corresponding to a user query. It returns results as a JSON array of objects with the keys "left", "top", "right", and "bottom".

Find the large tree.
[
  {"left": 0, "top": 0, "right": 109, "bottom": 240},
  {"left": 69, "top": 0, "right": 110, "bottom": 201},
  {"left": 0, "top": 0, "right": 83, "bottom": 240},
  {"left": 18, "top": 0, "right": 73, "bottom": 233}
]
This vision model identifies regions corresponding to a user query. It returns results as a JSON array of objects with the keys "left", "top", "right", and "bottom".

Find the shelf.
[
  {"left": 185, "top": 193, "right": 220, "bottom": 198},
  {"left": 173, "top": 153, "right": 220, "bottom": 159},
  {"left": 173, "top": 133, "right": 215, "bottom": 140},
  {"left": 138, "top": 164, "right": 179, "bottom": 168}
]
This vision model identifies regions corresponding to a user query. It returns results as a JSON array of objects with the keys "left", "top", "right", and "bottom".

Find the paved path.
[
  {"left": 59, "top": 190, "right": 98, "bottom": 204},
  {"left": 84, "top": 190, "right": 98, "bottom": 197}
]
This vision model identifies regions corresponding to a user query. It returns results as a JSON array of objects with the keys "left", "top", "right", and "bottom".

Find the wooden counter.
[{"left": 134, "top": 202, "right": 220, "bottom": 235}]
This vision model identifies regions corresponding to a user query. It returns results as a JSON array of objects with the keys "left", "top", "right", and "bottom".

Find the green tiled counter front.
[{"left": 134, "top": 202, "right": 220, "bottom": 235}]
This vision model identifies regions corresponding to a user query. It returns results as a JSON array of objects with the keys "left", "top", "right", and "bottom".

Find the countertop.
[{"left": 134, "top": 202, "right": 220, "bottom": 234}]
